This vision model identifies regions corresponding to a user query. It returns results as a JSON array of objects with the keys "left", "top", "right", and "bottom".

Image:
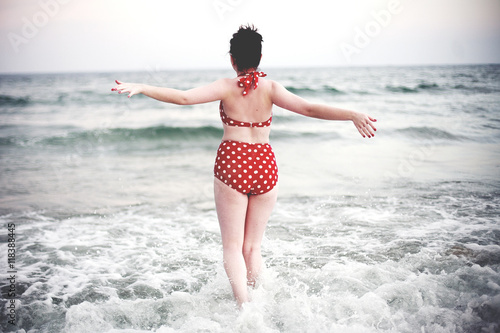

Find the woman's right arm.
[
  {"left": 112, "top": 79, "right": 229, "bottom": 105},
  {"left": 270, "top": 81, "right": 377, "bottom": 138}
]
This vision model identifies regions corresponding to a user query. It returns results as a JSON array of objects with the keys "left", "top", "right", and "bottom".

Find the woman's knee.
[
  {"left": 223, "top": 240, "right": 243, "bottom": 255},
  {"left": 242, "top": 242, "right": 261, "bottom": 259}
]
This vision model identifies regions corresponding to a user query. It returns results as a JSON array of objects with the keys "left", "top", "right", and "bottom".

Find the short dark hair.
[{"left": 229, "top": 24, "right": 263, "bottom": 72}]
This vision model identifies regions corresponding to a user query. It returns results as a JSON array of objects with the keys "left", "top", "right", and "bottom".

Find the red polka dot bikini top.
[{"left": 219, "top": 71, "right": 272, "bottom": 128}]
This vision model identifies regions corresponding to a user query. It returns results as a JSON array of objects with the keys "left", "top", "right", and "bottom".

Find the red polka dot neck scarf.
[{"left": 238, "top": 71, "right": 267, "bottom": 96}]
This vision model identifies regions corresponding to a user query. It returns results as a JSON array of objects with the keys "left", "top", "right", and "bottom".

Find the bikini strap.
[
  {"left": 219, "top": 101, "right": 272, "bottom": 128},
  {"left": 238, "top": 71, "right": 267, "bottom": 96}
]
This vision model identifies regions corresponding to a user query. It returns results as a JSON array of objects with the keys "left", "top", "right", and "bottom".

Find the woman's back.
[{"left": 219, "top": 76, "right": 274, "bottom": 144}]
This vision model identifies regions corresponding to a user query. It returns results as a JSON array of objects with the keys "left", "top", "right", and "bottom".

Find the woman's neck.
[{"left": 237, "top": 69, "right": 257, "bottom": 76}]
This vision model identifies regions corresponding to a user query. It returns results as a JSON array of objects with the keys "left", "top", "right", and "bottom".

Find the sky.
[{"left": 1, "top": 0, "right": 500, "bottom": 73}]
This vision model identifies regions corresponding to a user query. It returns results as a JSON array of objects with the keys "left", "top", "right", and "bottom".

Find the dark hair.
[{"left": 229, "top": 24, "right": 263, "bottom": 72}]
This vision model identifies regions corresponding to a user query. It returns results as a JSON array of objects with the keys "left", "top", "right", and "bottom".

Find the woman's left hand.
[{"left": 352, "top": 112, "right": 377, "bottom": 138}]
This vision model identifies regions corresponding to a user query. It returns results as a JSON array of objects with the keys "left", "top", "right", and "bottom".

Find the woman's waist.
[
  {"left": 220, "top": 139, "right": 272, "bottom": 147},
  {"left": 221, "top": 131, "right": 270, "bottom": 145}
]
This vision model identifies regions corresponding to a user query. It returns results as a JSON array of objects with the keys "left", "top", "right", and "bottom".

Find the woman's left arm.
[
  {"left": 271, "top": 80, "right": 377, "bottom": 138},
  {"left": 112, "top": 79, "right": 228, "bottom": 105}
]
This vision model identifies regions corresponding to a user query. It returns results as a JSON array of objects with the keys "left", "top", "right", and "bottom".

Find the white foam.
[{"left": 2, "top": 184, "right": 499, "bottom": 332}]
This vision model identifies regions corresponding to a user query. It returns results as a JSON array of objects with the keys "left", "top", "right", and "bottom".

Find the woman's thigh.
[
  {"left": 214, "top": 177, "right": 248, "bottom": 248},
  {"left": 244, "top": 186, "right": 278, "bottom": 247}
]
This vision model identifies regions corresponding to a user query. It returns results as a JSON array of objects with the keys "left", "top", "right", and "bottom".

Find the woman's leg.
[
  {"left": 214, "top": 178, "right": 249, "bottom": 306},
  {"left": 243, "top": 186, "right": 278, "bottom": 287}
]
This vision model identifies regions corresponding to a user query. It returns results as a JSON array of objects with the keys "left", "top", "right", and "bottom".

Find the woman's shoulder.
[
  {"left": 260, "top": 79, "right": 282, "bottom": 95},
  {"left": 214, "top": 77, "right": 234, "bottom": 85}
]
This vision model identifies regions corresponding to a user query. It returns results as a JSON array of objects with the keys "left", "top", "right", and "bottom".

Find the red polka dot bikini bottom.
[{"left": 214, "top": 140, "right": 278, "bottom": 195}]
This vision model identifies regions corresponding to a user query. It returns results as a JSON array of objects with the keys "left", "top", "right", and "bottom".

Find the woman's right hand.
[{"left": 111, "top": 80, "right": 144, "bottom": 98}]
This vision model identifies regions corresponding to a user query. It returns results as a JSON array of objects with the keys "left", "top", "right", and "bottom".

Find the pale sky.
[{"left": 1, "top": 0, "right": 500, "bottom": 73}]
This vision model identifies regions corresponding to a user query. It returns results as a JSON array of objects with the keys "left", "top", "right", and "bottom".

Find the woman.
[{"left": 112, "top": 25, "right": 377, "bottom": 307}]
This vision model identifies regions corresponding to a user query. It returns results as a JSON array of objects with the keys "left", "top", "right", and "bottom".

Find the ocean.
[{"left": 1, "top": 64, "right": 499, "bottom": 332}]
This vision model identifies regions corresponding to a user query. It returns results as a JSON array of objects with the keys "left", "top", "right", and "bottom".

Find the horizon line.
[{"left": 1, "top": 62, "right": 499, "bottom": 76}]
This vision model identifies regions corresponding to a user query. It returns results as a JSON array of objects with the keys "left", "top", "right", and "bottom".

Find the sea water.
[{"left": 1, "top": 65, "right": 499, "bottom": 332}]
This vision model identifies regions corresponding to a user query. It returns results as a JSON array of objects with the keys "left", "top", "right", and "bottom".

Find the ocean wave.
[
  {"left": 48, "top": 125, "right": 223, "bottom": 145},
  {"left": 1, "top": 124, "right": 344, "bottom": 149},
  {"left": 385, "top": 82, "right": 442, "bottom": 94},
  {"left": 452, "top": 85, "right": 500, "bottom": 94},
  {"left": 1, "top": 125, "right": 224, "bottom": 148},
  {"left": 395, "top": 126, "right": 465, "bottom": 140},
  {"left": 385, "top": 85, "right": 418, "bottom": 93},
  {"left": 0, "top": 94, "right": 30, "bottom": 106},
  {"left": 285, "top": 86, "right": 345, "bottom": 95},
  {"left": 0, "top": 137, "right": 16, "bottom": 146},
  {"left": 0, "top": 91, "right": 139, "bottom": 109},
  {"left": 386, "top": 82, "right": 499, "bottom": 95},
  {"left": 271, "top": 129, "right": 341, "bottom": 141},
  {"left": 416, "top": 83, "right": 440, "bottom": 90}
]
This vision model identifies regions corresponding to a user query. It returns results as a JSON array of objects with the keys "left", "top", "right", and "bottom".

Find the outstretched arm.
[
  {"left": 271, "top": 81, "right": 377, "bottom": 138},
  {"left": 112, "top": 79, "right": 228, "bottom": 105}
]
